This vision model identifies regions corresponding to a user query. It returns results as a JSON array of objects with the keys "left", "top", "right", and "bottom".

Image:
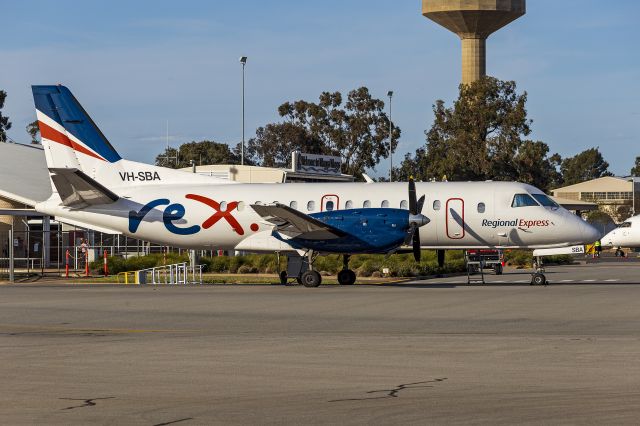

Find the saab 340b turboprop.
[{"left": 30, "top": 85, "right": 600, "bottom": 286}]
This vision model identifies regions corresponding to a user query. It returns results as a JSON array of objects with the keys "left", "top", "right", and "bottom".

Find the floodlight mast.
[{"left": 239, "top": 56, "right": 247, "bottom": 165}]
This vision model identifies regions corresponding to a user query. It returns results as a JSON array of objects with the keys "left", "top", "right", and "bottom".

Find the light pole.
[
  {"left": 387, "top": 90, "right": 393, "bottom": 181},
  {"left": 630, "top": 177, "right": 636, "bottom": 216},
  {"left": 240, "top": 56, "right": 247, "bottom": 165}
]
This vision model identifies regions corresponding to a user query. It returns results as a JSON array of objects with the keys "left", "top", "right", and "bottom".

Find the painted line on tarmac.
[
  {"left": 583, "top": 279, "right": 596, "bottom": 282},
  {"left": 604, "top": 279, "right": 620, "bottom": 282},
  {"left": 0, "top": 324, "right": 199, "bottom": 334},
  {"left": 559, "top": 279, "right": 574, "bottom": 282}
]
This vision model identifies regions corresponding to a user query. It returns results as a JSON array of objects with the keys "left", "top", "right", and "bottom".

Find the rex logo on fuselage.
[{"left": 128, "top": 194, "right": 244, "bottom": 235}]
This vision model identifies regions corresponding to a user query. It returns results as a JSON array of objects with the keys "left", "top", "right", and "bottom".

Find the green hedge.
[
  {"left": 503, "top": 250, "right": 576, "bottom": 268},
  {"left": 93, "top": 250, "right": 467, "bottom": 277}
]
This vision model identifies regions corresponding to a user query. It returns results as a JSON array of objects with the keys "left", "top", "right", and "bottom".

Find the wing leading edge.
[{"left": 250, "top": 203, "right": 346, "bottom": 240}]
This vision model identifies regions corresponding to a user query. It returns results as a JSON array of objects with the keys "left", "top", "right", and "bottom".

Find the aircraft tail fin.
[
  {"left": 32, "top": 85, "right": 122, "bottom": 173},
  {"left": 32, "top": 84, "right": 237, "bottom": 191}
]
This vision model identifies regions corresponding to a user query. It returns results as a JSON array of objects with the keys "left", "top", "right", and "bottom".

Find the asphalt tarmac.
[{"left": 2, "top": 264, "right": 640, "bottom": 425}]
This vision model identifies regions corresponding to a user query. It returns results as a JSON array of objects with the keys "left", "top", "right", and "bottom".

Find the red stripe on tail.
[{"left": 39, "top": 121, "right": 106, "bottom": 161}]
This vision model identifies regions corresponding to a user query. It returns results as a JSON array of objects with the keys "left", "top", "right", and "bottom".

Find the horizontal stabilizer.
[
  {"left": 56, "top": 217, "right": 122, "bottom": 235},
  {"left": 250, "top": 203, "right": 346, "bottom": 240},
  {"left": 49, "top": 168, "right": 119, "bottom": 208}
]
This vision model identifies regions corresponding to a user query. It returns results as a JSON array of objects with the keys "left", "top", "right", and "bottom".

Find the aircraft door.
[
  {"left": 446, "top": 198, "right": 465, "bottom": 239},
  {"left": 321, "top": 194, "right": 339, "bottom": 211}
]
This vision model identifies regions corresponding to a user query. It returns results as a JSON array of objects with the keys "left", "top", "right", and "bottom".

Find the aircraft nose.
[{"left": 580, "top": 220, "right": 602, "bottom": 244}]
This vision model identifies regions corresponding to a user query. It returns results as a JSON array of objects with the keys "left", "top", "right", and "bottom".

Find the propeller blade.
[
  {"left": 404, "top": 221, "right": 416, "bottom": 245},
  {"left": 416, "top": 195, "right": 425, "bottom": 215},
  {"left": 409, "top": 178, "right": 417, "bottom": 215},
  {"left": 413, "top": 228, "right": 421, "bottom": 262}
]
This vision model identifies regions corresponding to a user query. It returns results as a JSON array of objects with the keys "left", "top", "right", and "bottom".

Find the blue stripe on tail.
[{"left": 32, "top": 85, "right": 122, "bottom": 163}]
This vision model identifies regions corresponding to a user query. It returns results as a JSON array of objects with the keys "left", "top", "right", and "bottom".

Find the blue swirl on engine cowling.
[{"left": 273, "top": 208, "right": 411, "bottom": 254}]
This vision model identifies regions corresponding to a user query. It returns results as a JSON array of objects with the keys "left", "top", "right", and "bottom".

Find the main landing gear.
[
  {"left": 279, "top": 252, "right": 358, "bottom": 287},
  {"left": 337, "top": 255, "right": 356, "bottom": 286},
  {"left": 279, "top": 251, "right": 321, "bottom": 286}
]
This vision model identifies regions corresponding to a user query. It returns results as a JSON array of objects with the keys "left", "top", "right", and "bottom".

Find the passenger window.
[
  {"left": 237, "top": 201, "right": 245, "bottom": 211},
  {"left": 381, "top": 200, "right": 389, "bottom": 208},
  {"left": 363, "top": 200, "right": 371, "bottom": 208},
  {"left": 400, "top": 200, "right": 408, "bottom": 209},
  {"left": 289, "top": 201, "right": 298, "bottom": 210},
  {"left": 345, "top": 200, "right": 353, "bottom": 209},
  {"left": 307, "top": 201, "right": 315, "bottom": 211},
  {"left": 433, "top": 200, "right": 441, "bottom": 211},
  {"left": 255, "top": 201, "right": 263, "bottom": 206},
  {"left": 219, "top": 201, "right": 227, "bottom": 211},
  {"left": 326, "top": 200, "right": 334, "bottom": 211},
  {"left": 511, "top": 194, "right": 539, "bottom": 207},
  {"left": 620, "top": 222, "right": 632, "bottom": 228},
  {"left": 477, "top": 202, "right": 485, "bottom": 213}
]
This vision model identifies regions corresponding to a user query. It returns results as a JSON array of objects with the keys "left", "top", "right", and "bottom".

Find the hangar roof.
[
  {"left": 0, "top": 142, "right": 52, "bottom": 206},
  {"left": 552, "top": 176, "right": 632, "bottom": 193}
]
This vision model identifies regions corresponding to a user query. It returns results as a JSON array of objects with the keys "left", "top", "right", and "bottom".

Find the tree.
[
  {"left": 246, "top": 122, "right": 324, "bottom": 169},
  {"left": 394, "top": 77, "right": 560, "bottom": 192},
  {"left": 26, "top": 120, "right": 40, "bottom": 144},
  {"left": 248, "top": 87, "right": 400, "bottom": 177},
  {"left": 631, "top": 156, "right": 640, "bottom": 177},
  {"left": 560, "top": 148, "right": 612, "bottom": 186},
  {"left": 0, "top": 90, "right": 12, "bottom": 142},
  {"left": 155, "top": 140, "right": 240, "bottom": 168}
]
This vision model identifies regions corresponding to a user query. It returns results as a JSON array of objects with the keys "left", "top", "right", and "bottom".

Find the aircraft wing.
[
  {"left": 49, "top": 168, "right": 119, "bottom": 208},
  {"left": 250, "top": 203, "right": 346, "bottom": 240}
]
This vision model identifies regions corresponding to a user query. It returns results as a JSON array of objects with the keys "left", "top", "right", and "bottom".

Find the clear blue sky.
[{"left": 2, "top": 0, "right": 639, "bottom": 177}]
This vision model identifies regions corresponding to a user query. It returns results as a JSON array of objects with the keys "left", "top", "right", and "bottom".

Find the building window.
[
  {"left": 433, "top": 200, "right": 441, "bottom": 211},
  {"left": 363, "top": 200, "right": 371, "bottom": 208},
  {"left": 307, "top": 201, "right": 315, "bottom": 211},
  {"left": 381, "top": 200, "right": 389, "bottom": 208},
  {"left": 345, "top": 200, "right": 353, "bottom": 209},
  {"left": 477, "top": 202, "right": 485, "bottom": 213},
  {"left": 290, "top": 201, "right": 298, "bottom": 209},
  {"left": 400, "top": 200, "right": 408, "bottom": 209}
]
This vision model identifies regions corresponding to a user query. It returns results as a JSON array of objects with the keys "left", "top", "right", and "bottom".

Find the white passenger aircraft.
[
  {"left": 602, "top": 215, "right": 640, "bottom": 255},
  {"left": 30, "top": 85, "right": 600, "bottom": 286}
]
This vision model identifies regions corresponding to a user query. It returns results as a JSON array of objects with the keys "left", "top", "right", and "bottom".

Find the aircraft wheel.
[
  {"left": 279, "top": 271, "right": 288, "bottom": 285},
  {"left": 531, "top": 273, "right": 546, "bottom": 286},
  {"left": 301, "top": 270, "right": 322, "bottom": 287},
  {"left": 494, "top": 264, "right": 503, "bottom": 275},
  {"left": 338, "top": 269, "right": 356, "bottom": 285}
]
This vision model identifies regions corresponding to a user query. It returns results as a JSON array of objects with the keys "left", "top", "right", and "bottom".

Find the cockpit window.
[
  {"left": 511, "top": 194, "right": 539, "bottom": 208},
  {"left": 619, "top": 222, "right": 632, "bottom": 228},
  {"left": 531, "top": 194, "right": 559, "bottom": 208}
]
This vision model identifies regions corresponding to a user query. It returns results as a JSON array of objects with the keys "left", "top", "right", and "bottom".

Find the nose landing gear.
[{"left": 530, "top": 256, "right": 547, "bottom": 285}]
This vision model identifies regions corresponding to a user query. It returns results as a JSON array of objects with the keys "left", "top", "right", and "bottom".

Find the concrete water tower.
[{"left": 422, "top": 0, "right": 526, "bottom": 84}]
